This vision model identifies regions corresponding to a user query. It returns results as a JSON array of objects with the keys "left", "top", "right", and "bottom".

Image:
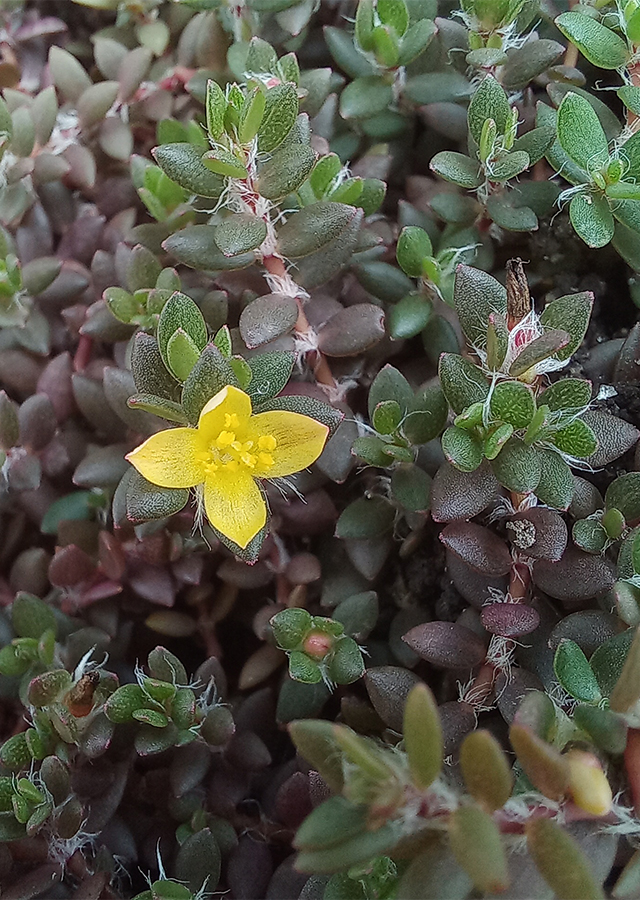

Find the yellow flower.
[{"left": 126, "top": 385, "right": 329, "bottom": 549}]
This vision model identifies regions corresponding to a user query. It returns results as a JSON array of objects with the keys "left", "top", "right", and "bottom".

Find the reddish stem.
[
  {"left": 563, "top": 0, "right": 579, "bottom": 69},
  {"left": 461, "top": 262, "right": 538, "bottom": 712},
  {"left": 73, "top": 334, "right": 93, "bottom": 372},
  {"left": 625, "top": 728, "right": 640, "bottom": 814}
]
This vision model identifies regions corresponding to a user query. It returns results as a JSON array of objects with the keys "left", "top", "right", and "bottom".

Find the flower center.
[{"left": 196, "top": 413, "right": 277, "bottom": 476}]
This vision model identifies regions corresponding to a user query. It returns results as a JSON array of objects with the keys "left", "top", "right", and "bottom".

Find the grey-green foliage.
[
  {"left": 357, "top": 261, "right": 636, "bottom": 520},
  {"left": 430, "top": 266, "right": 604, "bottom": 507},
  {"left": 290, "top": 679, "right": 617, "bottom": 898},
  {"left": 430, "top": 75, "right": 554, "bottom": 233},
  {"left": 149, "top": 41, "right": 386, "bottom": 290}
]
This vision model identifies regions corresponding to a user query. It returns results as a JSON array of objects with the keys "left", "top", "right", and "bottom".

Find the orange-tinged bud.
[
  {"left": 302, "top": 630, "right": 334, "bottom": 660},
  {"left": 566, "top": 749, "right": 612, "bottom": 816}
]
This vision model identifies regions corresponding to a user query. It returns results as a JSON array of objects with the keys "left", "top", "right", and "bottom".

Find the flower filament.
[{"left": 195, "top": 412, "right": 277, "bottom": 476}]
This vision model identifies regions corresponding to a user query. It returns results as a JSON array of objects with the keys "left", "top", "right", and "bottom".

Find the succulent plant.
[{"left": 6, "top": 1, "right": 640, "bottom": 897}]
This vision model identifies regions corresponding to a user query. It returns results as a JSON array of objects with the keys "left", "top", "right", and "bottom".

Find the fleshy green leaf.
[
  {"left": 277, "top": 202, "right": 358, "bottom": 258},
  {"left": 491, "top": 438, "right": 541, "bottom": 493},
  {"left": 467, "top": 75, "right": 510, "bottom": 144},
  {"left": 295, "top": 796, "right": 368, "bottom": 852},
  {"left": 438, "top": 354, "right": 489, "bottom": 414},
  {"left": 391, "top": 463, "right": 431, "bottom": 512},
  {"left": 246, "top": 351, "right": 294, "bottom": 403},
  {"left": 486, "top": 195, "right": 538, "bottom": 232},
  {"left": 555, "top": 11, "right": 629, "bottom": 71},
  {"left": 403, "top": 684, "right": 443, "bottom": 789},
  {"left": 335, "top": 496, "right": 395, "bottom": 540},
  {"left": 245, "top": 36, "right": 277, "bottom": 74},
  {"left": 368, "top": 364, "right": 413, "bottom": 418},
  {"left": 401, "top": 382, "right": 449, "bottom": 445},
  {"left": 12, "top": 593, "right": 56, "bottom": 640},
  {"left": 258, "top": 82, "right": 298, "bottom": 152},
  {"left": 449, "top": 805, "right": 509, "bottom": 894},
  {"left": 605, "top": 472, "right": 640, "bottom": 523},
  {"left": 165, "top": 329, "right": 200, "bottom": 382},
  {"left": 289, "top": 651, "right": 322, "bottom": 683},
  {"left": 569, "top": 193, "right": 614, "bottom": 249},
  {"left": 396, "top": 226, "right": 432, "bottom": 277},
  {"left": 590, "top": 629, "right": 635, "bottom": 698},
  {"left": 453, "top": 265, "right": 507, "bottom": 354},
  {"left": 202, "top": 148, "right": 248, "bottom": 179},
  {"left": 257, "top": 143, "right": 316, "bottom": 200},
  {"left": 540, "top": 292, "right": 593, "bottom": 362},
  {"left": 157, "top": 291, "right": 207, "bottom": 379},
  {"left": 126, "top": 471, "right": 189, "bottom": 523},
  {"left": 460, "top": 730, "right": 513, "bottom": 811},
  {"left": 398, "top": 17, "right": 437, "bottom": 65},
  {"left": 152, "top": 143, "right": 224, "bottom": 199},
  {"left": 573, "top": 518, "right": 608, "bottom": 554},
  {"left": 490, "top": 381, "right": 535, "bottom": 428},
  {"left": 574, "top": 704, "right": 627, "bottom": 755},
  {"left": 526, "top": 817, "right": 604, "bottom": 899},
  {"left": 553, "top": 419, "right": 598, "bottom": 458},
  {"left": 288, "top": 720, "right": 344, "bottom": 792},
  {"left": 164, "top": 225, "right": 256, "bottom": 272},
  {"left": 510, "top": 723, "right": 569, "bottom": 801},
  {"left": 372, "top": 400, "right": 402, "bottom": 435},
  {"left": 556, "top": 91, "right": 609, "bottom": 174},
  {"left": 340, "top": 76, "right": 394, "bottom": 119},
  {"left": 442, "top": 426, "right": 483, "bottom": 473},
  {"left": 486, "top": 313, "right": 509, "bottom": 370},
  {"left": 388, "top": 292, "right": 432, "bottom": 339},
  {"left": 238, "top": 85, "right": 266, "bottom": 143},
  {"left": 430, "top": 151, "right": 482, "bottom": 189},
  {"left": 328, "top": 637, "right": 365, "bottom": 685},
  {"left": 554, "top": 639, "right": 602, "bottom": 703},
  {"left": 378, "top": 0, "right": 409, "bottom": 36},
  {"left": 488, "top": 150, "right": 530, "bottom": 182},
  {"left": 205, "top": 79, "right": 226, "bottom": 141},
  {"left": 610, "top": 627, "right": 640, "bottom": 714},
  {"left": 127, "top": 394, "right": 188, "bottom": 424},
  {"left": 214, "top": 214, "right": 267, "bottom": 257},
  {"left": 539, "top": 378, "right": 592, "bottom": 412}
]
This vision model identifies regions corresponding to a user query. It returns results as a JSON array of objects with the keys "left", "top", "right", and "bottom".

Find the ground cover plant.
[{"left": 7, "top": 0, "right": 640, "bottom": 897}]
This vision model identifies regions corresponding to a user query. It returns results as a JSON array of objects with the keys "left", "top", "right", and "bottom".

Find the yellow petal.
[
  {"left": 203, "top": 469, "right": 266, "bottom": 549},
  {"left": 126, "top": 428, "right": 204, "bottom": 488},
  {"left": 198, "top": 385, "right": 252, "bottom": 441},
  {"left": 248, "top": 411, "right": 329, "bottom": 478}
]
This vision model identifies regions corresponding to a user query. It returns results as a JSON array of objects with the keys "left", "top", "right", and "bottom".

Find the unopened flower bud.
[
  {"left": 302, "top": 630, "right": 334, "bottom": 660},
  {"left": 566, "top": 749, "right": 612, "bottom": 816}
]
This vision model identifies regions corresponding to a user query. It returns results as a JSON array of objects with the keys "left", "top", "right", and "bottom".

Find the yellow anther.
[
  {"left": 216, "top": 430, "right": 235, "bottom": 449},
  {"left": 124, "top": 383, "right": 329, "bottom": 552},
  {"left": 258, "top": 434, "right": 277, "bottom": 451}
]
